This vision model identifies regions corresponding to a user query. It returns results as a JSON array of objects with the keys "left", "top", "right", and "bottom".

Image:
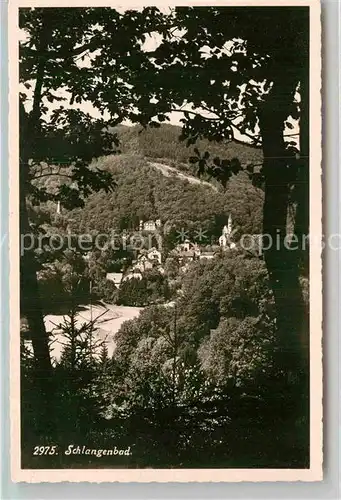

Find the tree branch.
[
  {"left": 231, "top": 124, "right": 262, "bottom": 145},
  {"left": 33, "top": 173, "right": 73, "bottom": 180}
]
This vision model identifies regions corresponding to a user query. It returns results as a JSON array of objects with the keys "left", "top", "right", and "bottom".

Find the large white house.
[
  {"left": 174, "top": 239, "right": 201, "bottom": 258},
  {"left": 139, "top": 219, "right": 162, "bottom": 232},
  {"left": 129, "top": 247, "right": 163, "bottom": 275},
  {"left": 147, "top": 247, "right": 162, "bottom": 264},
  {"left": 134, "top": 255, "right": 154, "bottom": 272}
]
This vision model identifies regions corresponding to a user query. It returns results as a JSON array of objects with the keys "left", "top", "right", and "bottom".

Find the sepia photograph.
[{"left": 9, "top": 0, "right": 322, "bottom": 482}]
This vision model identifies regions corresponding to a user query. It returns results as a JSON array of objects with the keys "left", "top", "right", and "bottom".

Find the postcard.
[{"left": 9, "top": 0, "right": 322, "bottom": 482}]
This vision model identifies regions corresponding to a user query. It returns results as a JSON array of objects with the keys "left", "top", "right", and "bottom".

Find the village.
[
  {"left": 106, "top": 215, "right": 237, "bottom": 289},
  {"left": 18, "top": 5, "right": 313, "bottom": 472}
]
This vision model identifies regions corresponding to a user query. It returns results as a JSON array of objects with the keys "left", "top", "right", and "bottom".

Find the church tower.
[
  {"left": 219, "top": 215, "right": 233, "bottom": 248},
  {"left": 227, "top": 213, "right": 232, "bottom": 235}
]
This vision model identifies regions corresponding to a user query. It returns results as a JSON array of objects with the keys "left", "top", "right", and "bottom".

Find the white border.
[{"left": 9, "top": 0, "right": 323, "bottom": 482}]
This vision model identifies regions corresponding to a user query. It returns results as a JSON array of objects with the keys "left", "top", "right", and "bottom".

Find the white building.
[
  {"left": 219, "top": 215, "right": 234, "bottom": 249},
  {"left": 175, "top": 239, "right": 201, "bottom": 257},
  {"left": 134, "top": 255, "right": 154, "bottom": 272},
  {"left": 139, "top": 219, "right": 162, "bottom": 232},
  {"left": 199, "top": 252, "right": 215, "bottom": 260},
  {"left": 123, "top": 270, "right": 143, "bottom": 281},
  {"left": 147, "top": 247, "right": 162, "bottom": 264}
]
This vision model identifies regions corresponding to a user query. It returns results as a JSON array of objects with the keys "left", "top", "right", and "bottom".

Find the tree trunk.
[
  {"left": 294, "top": 75, "right": 310, "bottom": 361},
  {"left": 259, "top": 77, "right": 306, "bottom": 373},
  {"left": 20, "top": 162, "right": 52, "bottom": 386},
  {"left": 19, "top": 11, "right": 53, "bottom": 382},
  {"left": 20, "top": 100, "right": 52, "bottom": 391}
]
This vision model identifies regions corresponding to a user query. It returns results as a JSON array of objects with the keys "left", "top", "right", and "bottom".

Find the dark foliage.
[{"left": 20, "top": 6, "right": 310, "bottom": 469}]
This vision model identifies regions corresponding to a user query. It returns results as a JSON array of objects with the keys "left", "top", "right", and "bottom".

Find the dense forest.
[
  {"left": 27, "top": 125, "right": 264, "bottom": 314},
  {"left": 22, "top": 124, "right": 308, "bottom": 469},
  {"left": 22, "top": 249, "right": 309, "bottom": 468},
  {"left": 19, "top": 6, "right": 310, "bottom": 470},
  {"left": 115, "top": 123, "right": 263, "bottom": 166},
  {"left": 31, "top": 125, "right": 264, "bottom": 238}
]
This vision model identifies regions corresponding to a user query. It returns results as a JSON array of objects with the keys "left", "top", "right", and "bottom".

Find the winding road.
[
  {"left": 148, "top": 161, "right": 218, "bottom": 192},
  {"left": 36, "top": 159, "right": 216, "bottom": 364},
  {"left": 44, "top": 303, "right": 144, "bottom": 362}
]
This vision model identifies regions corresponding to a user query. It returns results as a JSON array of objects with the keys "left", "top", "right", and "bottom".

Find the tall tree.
[
  {"left": 20, "top": 6, "right": 310, "bottom": 380},
  {"left": 123, "top": 6, "right": 309, "bottom": 372},
  {"left": 19, "top": 7, "right": 167, "bottom": 383}
]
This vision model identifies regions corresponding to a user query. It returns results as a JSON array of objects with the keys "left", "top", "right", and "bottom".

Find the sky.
[{"left": 20, "top": 19, "right": 299, "bottom": 148}]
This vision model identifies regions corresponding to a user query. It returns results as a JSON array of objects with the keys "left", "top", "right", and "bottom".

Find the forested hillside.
[
  {"left": 115, "top": 124, "right": 263, "bottom": 168},
  {"left": 33, "top": 125, "right": 264, "bottom": 241},
  {"left": 20, "top": 6, "right": 311, "bottom": 471},
  {"left": 70, "top": 155, "right": 262, "bottom": 238}
]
